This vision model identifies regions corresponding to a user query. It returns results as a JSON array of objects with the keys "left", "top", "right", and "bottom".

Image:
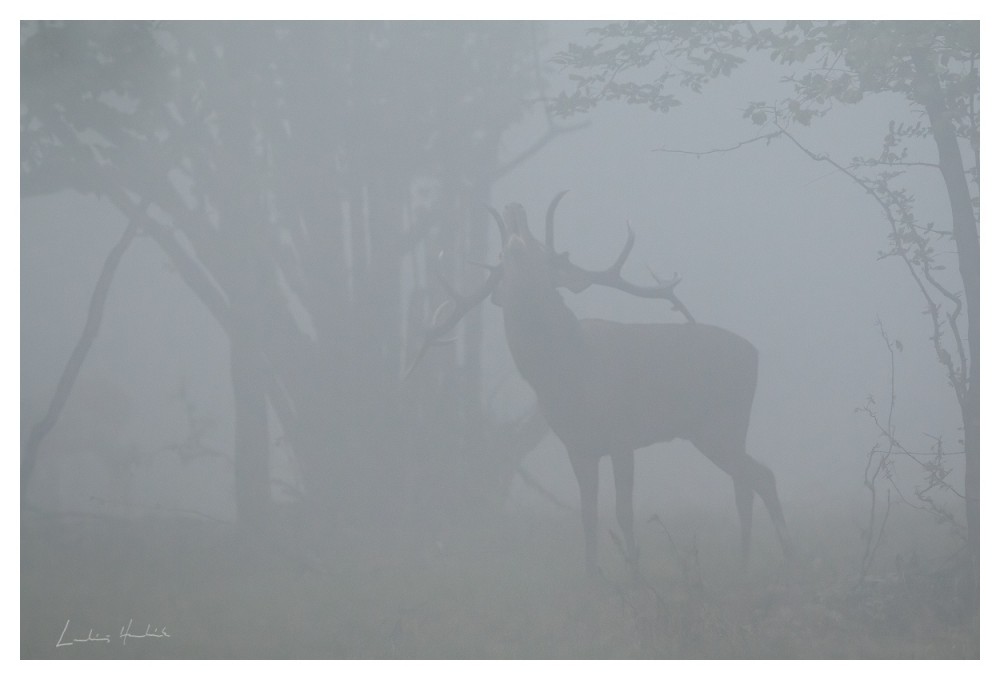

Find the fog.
[{"left": 21, "top": 21, "right": 977, "bottom": 659}]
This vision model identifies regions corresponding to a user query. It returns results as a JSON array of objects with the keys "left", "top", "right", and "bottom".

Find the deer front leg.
[
  {"left": 612, "top": 450, "right": 638, "bottom": 570},
  {"left": 568, "top": 451, "right": 600, "bottom": 575},
  {"left": 733, "top": 477, "right": 753, "bottom": 568}
]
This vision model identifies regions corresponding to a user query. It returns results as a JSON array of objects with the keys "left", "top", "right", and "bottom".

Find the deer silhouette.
[{"left": 410, "top": 193, "right": 792, "bottom": 573}]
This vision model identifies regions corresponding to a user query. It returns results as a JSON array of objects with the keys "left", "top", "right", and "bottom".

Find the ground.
[{"left": 21, "top": 504, "right": 977, "bottom": 659}]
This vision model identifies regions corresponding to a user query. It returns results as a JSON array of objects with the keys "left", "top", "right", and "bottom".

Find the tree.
[
  {"left": 22, "top": 21, "right": 560, "bottom": 532},
  {"left": 552, "top": 20, "right": 979, "bottom": 577}
]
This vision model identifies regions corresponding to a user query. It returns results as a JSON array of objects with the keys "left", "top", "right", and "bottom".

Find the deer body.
[{"left": 507, "top": 315, "right": 757, "bottom": 453}]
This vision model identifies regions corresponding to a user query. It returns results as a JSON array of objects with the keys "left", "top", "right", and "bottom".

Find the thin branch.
[
  {"left": 852, "top": 159, "right": 940, "bottom": 170},
  {"left": 919, "top": 257, "right": 968, "bottom": 398},
  {"left": 22, "top": 212, "right": 141, "bottom": 497},
  {"left": 877, "top": 448, "right": 966, "bottom": 457},
  {"left": 861, "top": 398, "right": 966, "bottom": 501},
  {"left": 778, "top": 123, "right": 967, "bottom": 399},
  {"left": 858, "top": 488, "right": 892, "bottom": 587},
  {"left": 655, "top": 130, "right": 782, "bottom": 157},
  {"left": 490, "top": 121, "right": 590, "bottom": 181}
]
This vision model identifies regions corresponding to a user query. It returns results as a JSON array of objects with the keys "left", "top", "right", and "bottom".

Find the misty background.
[{"left": 20, "top": 21, "right": 976, "bottom": 658}]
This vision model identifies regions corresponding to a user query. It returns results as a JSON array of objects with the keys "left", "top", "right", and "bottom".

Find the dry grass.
[{"left": 21, "top": 505, "right": 977, "bottom": 659}]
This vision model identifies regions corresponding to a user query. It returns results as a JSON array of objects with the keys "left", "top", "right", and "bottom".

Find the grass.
[{"left": 20, "top": 504, "right": 978, "bottom": 659}]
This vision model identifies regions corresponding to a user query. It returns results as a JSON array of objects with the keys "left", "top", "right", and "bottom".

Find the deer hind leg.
[
  {"left": 568, "top": 451, "right": 600, "bottom": 575},
  {"left": 743, "top": 455, "right": 793, "bottom": 559},
  {"left": 694, "top": 435, "right": 792, "bottom": 563},
  {"left": 612, "top": 450, "right": 638, "bottom": 570},
  {"left": 736, "top": 455, "right": 792, "bottom": 561}
]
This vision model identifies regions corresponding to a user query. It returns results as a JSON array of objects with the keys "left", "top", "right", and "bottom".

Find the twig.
[
  {"left": 858, "top": 488, "right": 892, "bottom": 587},
  {"left": 655, "top": 130, "right": 782, "bottom": 157},
  {"left": 610, "top": 529, "right": 671, "bottom": 616}
]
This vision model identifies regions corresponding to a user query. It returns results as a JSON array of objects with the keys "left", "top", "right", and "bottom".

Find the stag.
[{"left": 409, "top": 193, "right": 792, "bottom": 573}]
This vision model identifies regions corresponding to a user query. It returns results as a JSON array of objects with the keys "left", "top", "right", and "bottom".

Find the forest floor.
[{"left": 21, "top": 504, "right": 978, "bottom": 659}]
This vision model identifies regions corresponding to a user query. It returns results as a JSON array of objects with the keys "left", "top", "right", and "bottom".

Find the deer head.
[{"left": 404, "top": 191, "right": 695, "bottom": 379}]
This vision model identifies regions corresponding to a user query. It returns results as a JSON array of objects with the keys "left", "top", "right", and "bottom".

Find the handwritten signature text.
[{"left": 56, "top": 618, "right": 170, "bottom": 648}]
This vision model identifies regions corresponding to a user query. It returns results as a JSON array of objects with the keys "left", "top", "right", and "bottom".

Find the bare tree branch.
[
  {"left": 490, "top": 121, "right": 590, "bottom": 181},
  {"left": 655, "top": 130, "right": 782, "bottom": 157},
  {"left": 22, "top": 211, "right": 141, "bottom": 496}
]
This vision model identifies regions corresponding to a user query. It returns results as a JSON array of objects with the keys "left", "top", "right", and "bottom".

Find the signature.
[{"left": 56, "top": 618, "right": 170, "bottom": 647}]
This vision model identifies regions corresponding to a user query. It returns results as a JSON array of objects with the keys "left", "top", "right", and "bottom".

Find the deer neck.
[{"left": 502, "top": 286, "right": 585, "bottom": 396}]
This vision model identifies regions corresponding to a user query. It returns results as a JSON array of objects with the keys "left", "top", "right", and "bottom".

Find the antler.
[
  {"left": 545, "top": 190, "right": 570, "bottom": 251},
  {"left": 547, "top": 196, "right": 697, "bottom": 324},
  {"left": 402, "top": 253, "right": 504, "bottom": 381},
  {"left": 403, "top": 193, "right": 698, "bottom": 381},
  {"left": 557, "top": 236, "right": 696, "bottom": 323},
  {"left": 402, "top": 208, "right": 510, "bottom": 381}
]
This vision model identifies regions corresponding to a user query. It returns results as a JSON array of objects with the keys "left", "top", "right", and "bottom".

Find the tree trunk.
[{"left": 915, "top": 50, "right": 980, "bottom": 588}]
